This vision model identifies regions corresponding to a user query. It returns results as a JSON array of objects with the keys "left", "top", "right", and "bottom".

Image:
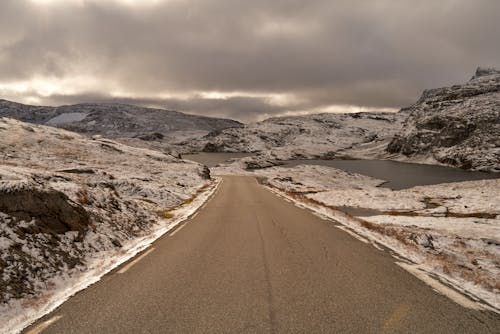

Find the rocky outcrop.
[
  {"left": 0, "top": 186, "right": 90, "bottom": 234},
  {"left": 387, "top": 67, "right": 500, "bottom": 172},
  {"left": 185, "top": 112, "right": 404, "bottom": 159},
  {"left": 0, "top": 117, "right": 211, "bottom": 306},
  {"left": 241, "top": 156, "right": 284, "bottom": 170}
]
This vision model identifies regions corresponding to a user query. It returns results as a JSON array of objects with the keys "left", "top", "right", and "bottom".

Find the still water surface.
[
  {"left": 283, "top": 159, "right": 498, "bottom": 190},
  {"left": 184, "top": 153, "right": 498, "bottom": 190}
]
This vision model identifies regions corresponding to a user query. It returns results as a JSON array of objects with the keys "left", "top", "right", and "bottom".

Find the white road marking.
[
  {"left": 396, "top": 262, "right": 482, "bottom": 310},
  {"left": 312, "top": 211, "right": 328, "bottom": 220},
  {"left": 26, "top": 315, "right": 63, "bottom": 334},
  {"left": 371, "top": 242, "right": 384, "bottom": 251},
  {"left": 335, "top": 226, "right": 370, "bottom": 244},
  {"left": 170, "top": 223, "right": 187, "bottom": 237},
  {"left": 117, "top": 248, "right": 155, "bottom": 274}
]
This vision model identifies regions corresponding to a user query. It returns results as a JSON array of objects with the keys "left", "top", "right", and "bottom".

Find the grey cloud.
[
  {"left": 0, "top": 0, "right": 499, "bottom": 121},
  {"left": 42, "top": 92, "right": 291, "bottom": 122}
]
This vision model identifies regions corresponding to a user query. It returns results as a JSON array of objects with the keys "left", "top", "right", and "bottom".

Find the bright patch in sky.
[
  {"left": 30, "top": 0, "right": 165, "bottom": 5},
  {"left": 0, "top": 76, "right": 99, "bottom": 97},
  {"left": 198, "top": 91, "right": 301, "bottom": 105}
]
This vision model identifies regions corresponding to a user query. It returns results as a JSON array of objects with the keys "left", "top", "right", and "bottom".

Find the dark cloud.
[
  {"left": 0, "top": 0, "right": 499, "bottom": 122},
  {"left": 41, "top": 92, "right": 294, "bottom": 122}
]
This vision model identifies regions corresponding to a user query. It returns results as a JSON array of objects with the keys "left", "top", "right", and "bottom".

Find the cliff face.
[{"left": 387, "top": 67, "right": 500, "bottom": 172}]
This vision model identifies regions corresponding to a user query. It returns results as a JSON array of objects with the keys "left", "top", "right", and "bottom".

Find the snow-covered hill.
[
  {"left": 0, "top": 100, "right": 242, "bottom": 145},
  {"left": 185, "top": 111, "right": 404, "bottom": 160},
  {"left": 184, "top": 67, "right": 499, "bottom": 172},
  {"left": 0, "top": 117, "right": 216, "bottom": 330},
  {"left": 387, "top": 67, "right": 500, "bottom": 172}
]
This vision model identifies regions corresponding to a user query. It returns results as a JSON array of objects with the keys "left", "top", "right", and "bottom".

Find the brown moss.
[
  {"left": 156, "top": 209, "right": 175, "bottom": 219},
  {"left": 76, "top": 189, "right": 92, "bottom": 205}
]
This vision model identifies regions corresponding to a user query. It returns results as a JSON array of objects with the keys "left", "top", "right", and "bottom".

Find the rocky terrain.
[
  {"left": 2, "top": 68, "right": 497, "bottom": 172},
  {"left": 185, "top": 111, "right": 404, "bottom": 160},
  {"left": 0, "top": 100, "right": 241, "bottom": 152},
  {"left": 183, "top": 67, "right": 499, "bottom": 173},
  {"left": 0, "top": 117, "right": 215, "bottom": 322},
  {"left": 387, "top": 67, "right": 500, "bottom": 172}
]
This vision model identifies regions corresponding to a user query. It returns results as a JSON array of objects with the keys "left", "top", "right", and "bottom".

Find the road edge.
[
  {"left": 4, "top": 178, "right": 222, "bottom": 334},
  {"left": 258, "top": 179, "right": 500, "bottom": 315}
]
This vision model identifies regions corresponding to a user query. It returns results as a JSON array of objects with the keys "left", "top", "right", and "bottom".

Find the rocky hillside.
[
  {"left": 185, "top": 112, "right": 404, "bottom": 159},
  {"left": 0, "top": 100, "right": 242, "bottom": 143},
  {"left": 387, "top": 67, "right": 500, "bottom": 172},
  {"left": 0, "top": 117, "right": 212, "bottom": 311}
]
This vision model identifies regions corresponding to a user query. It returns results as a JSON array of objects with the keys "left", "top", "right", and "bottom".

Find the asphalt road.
[{"left": 25, "top": 176, "right": 500, "bottom": 333}]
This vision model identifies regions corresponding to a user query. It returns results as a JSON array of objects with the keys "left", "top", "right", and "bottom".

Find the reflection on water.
[
  {"left": 338, "top": 206, "right": 384, "bottom": 216},
  {"left": 184, "top": 152, "right": 254, "bottom": 167},
  {"left": 282, "top": 159, "right": 499, "bottom": 190},
  {"left": 183, "top": 153, "right": 499, "bottom": 190}
]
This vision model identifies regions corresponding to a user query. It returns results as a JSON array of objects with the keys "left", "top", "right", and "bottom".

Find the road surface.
[{"left": 25, "top": 176, "right": 500, "bottom": 333}]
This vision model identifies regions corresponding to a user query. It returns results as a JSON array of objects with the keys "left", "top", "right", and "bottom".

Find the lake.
[
  {"left": 282, "top": 159, "right": 499, "bottom": 190},
  {"left": 183, "top": 153, "right": 498, "bottom": 190}
]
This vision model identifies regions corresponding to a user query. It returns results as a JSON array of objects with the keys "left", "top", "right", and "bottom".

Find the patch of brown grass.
[
  {"left": 183, "top": 195, "right": 196, "bottom": 205},
  {"left": 383, "top": 210, "right": 496, "bottom": 219},
  {"left": 76, "top": 188, "right": 92, "bottom": 205},
  {"left": 154, "top": 181, "right": 216, "bottom": 220},
  {"left": 156, "top": 209, "right": 175, "bottom": 219},
  {"left": 272, "top": 186, "right": 418, "bottom": 247},
  {"left": 433, "top": 253, "right": 500, "bottom": 292}
]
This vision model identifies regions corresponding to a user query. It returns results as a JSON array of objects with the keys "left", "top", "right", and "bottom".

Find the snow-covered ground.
[
  {"left": 1, "top": 111, "right": 498, "bottom": 332},
  {"left": 0, "top": 117, "right": 218, "bottom": 334},
  {"left": 213, "top": 162, "right": 500, "bottom": 311},
  {"left": 184, "top": 67, "right": 500, "bottom": 173},
  {"left": 186, "top": 111, "right": 404, "bottom": 160}
]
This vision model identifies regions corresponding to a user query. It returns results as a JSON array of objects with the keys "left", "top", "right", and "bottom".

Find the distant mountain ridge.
[
  {"left": 183, "top": 111, "right": 405, "bottom": 159},
  {"left": 183, "top": 67, "right": 499, "bottom": 172},
  {"left": 0, "top": 100, "right": 242, "bottom": 139},
  {"left": 2, "top": 67, "right": 498, "bottom": 172}
]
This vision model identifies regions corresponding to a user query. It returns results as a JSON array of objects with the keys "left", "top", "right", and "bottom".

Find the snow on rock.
[
  {"left": 46, "top": 112, "right": 88, "bottom": 125},
  {"left": 184, "top": 111, "right": 404, "bottom": 160},
  {"left": 387, "top": 67, "right": 500, "bottom": 172},
  {"left": 0, "top": 99, "right": 242, "bottom": 155},
  {"left": 249, "top": 164, "right": 500, "bottom": 310},
  {"left": 0, "top": 100, "right": 241, "bottom": 137},
  {"left": 184, "top": 67, "right": 500, "bottom": 173},
  {"left": 0, "top": 117, "right": 216, "bottom": 333}
]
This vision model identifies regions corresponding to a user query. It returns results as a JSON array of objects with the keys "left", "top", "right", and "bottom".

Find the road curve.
[{"left": 24, "top": 176, "right": 500, "bottom": 333}]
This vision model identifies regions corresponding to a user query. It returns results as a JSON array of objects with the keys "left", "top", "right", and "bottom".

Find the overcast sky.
[{"left": 0, "top": 0, "right": 498, "bottom": 122}]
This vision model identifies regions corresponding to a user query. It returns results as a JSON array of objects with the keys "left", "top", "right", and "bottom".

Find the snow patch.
[{"left": 46, "top": 113, "right": 88, "bottom": 125}]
